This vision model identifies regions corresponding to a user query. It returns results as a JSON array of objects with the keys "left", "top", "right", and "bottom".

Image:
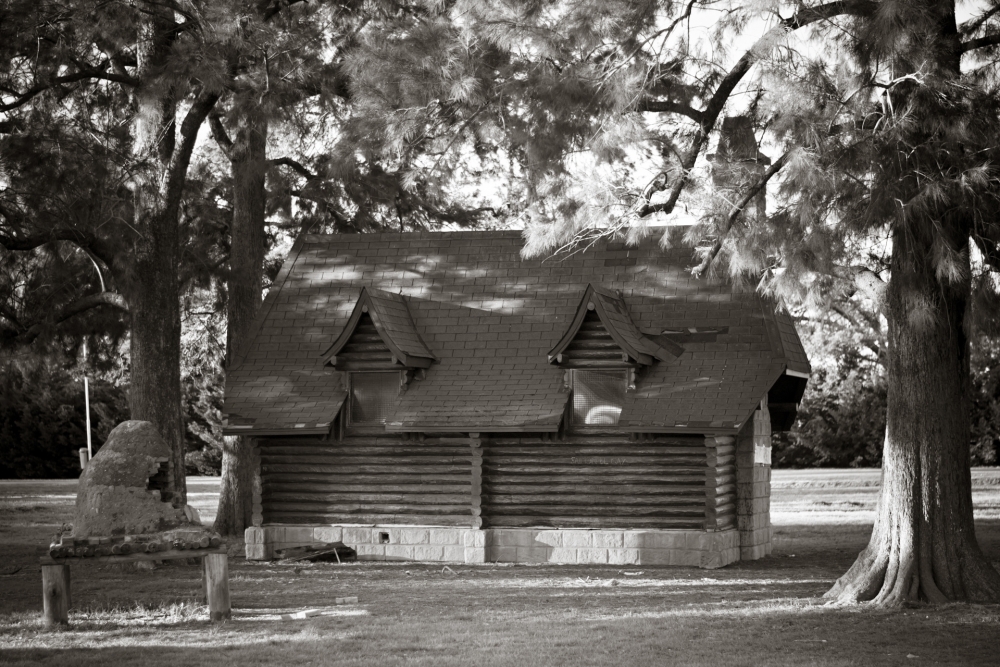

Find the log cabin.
[{"left": 225, "top": 230, "right": 810, "bottom": 567}]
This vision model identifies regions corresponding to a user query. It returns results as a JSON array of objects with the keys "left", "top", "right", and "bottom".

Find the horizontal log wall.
[
  {"left": 259, "top": 436, "right": 473, "bottom": 526},
  {"left": 482, "top": 434, "right": 707, "bottom": 529}
]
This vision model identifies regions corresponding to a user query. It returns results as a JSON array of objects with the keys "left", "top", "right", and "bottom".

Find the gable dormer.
[
  {"left": 321, "top": 287, "right": 436, "bottom": 371},
  {"left": 548, "top": 284, "right": 682, "bottom": 368}
]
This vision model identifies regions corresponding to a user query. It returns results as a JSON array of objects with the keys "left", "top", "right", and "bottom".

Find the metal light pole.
[{"left": 79, "top": 377, "right": 93, "bottom": 470}]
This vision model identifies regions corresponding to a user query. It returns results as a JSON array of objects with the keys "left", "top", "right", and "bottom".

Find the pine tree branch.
[
  {"left": 691, "top": 150, "right": 791, "bottom": 278},
  {"left": 270, "top": 157, "right": 318, "bottom": 180},
  {"left": 0, "top": 219, "right": 116, "bottom": 268},
  {"left": 208, "top": 112, "right": 234, "bottom": 161},
  {"left": 634, "top": 0, "right": 877, "bottom": 219},
  {"left": 829, "top": 304, "right": 882, "bottom": 357},
  {"left": 973, "top": 234, "right": 1000, "bottom": 273},
  {"left": 960, "top": 6, "right": 1000, "bottom": 36},
  {"left": 0, "top": 119, "right": 25, "bottom": 134},
  {"left": 15, "top": 292, "right": 128, "bottom": 345},
  {"left": 636, "top": 98, "right": 703, "bottom": 123},
  {"left": 288, "top": 190, "right": 356, "bottom": 232},
  {"left": 0, "top": 304, "right": 22, "bottom": 331},
  {"left": 837, "top": 266, "right": 888, "bottom": 313},
  {"left": 0, "top": 66, "right": 139, "bottom": 112},
  {"left": 961, "top": 34, "right": 1000, "bottom": 53},
  {"left": 164, "top": 89, "right": 221, "bottom": 209},
  {"left": 256, "top": 0, "right": 309, "bottom": 22}
]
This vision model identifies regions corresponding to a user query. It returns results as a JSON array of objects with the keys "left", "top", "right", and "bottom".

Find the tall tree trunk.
[
  {"left": 124, "top": 5, "right": 218, "bottom": 506},
  {"left": 215, "top": 108, "right": 267, "bottom": 536},
  {"left": 127, "top": 6, "right": 187, "bottom": 505},
  {"left": 826, "top": 220, "right": 1000, "bottom": 604}
]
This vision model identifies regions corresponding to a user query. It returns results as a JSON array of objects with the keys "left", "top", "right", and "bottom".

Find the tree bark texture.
[
  {"left": 126, "top": 6, "right": 186, "bottom": 505},
  {"left": 826, "top": 220, "right": 1000, "bottom": 604},
  {"left": 214, "top": 108, "right": 268, "bottom": 536}
]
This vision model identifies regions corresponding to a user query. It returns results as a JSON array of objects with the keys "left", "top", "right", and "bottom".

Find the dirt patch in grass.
[{"left": 0, "top": 473, "right": 998, "bottom": 666}]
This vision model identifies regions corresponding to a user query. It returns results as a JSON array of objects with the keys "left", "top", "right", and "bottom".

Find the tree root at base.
[{"left": 825, "top": 542, "right": 1000, "bottom": 606}]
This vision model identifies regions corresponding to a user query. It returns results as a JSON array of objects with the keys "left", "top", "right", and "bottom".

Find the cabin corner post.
[
  {"left": 465, "top": 432, "right": 487, "bottom": 563},
  {"left": 713, "top": 436, "right": 737, "bottom": 530},
  {"left": 699, "top": 434, "right": 739, "bottom": 569},
  {"left": 736, "top": 399, "right": 773, "bottom": 560},
  {"left": 245, "top": 439, "right": 268, "bottom": 560},
  {"left": 251, "top": 440, "right": 263, "bottom": 527},
  {"left": 704, "top": 437, "right": 719, "bottom": 531},
  {"left": 470, "top": 433, "right": 483, "bottom": 528}
]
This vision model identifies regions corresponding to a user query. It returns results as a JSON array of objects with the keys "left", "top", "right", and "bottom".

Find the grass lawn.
[{"left": 0, "top": 471, "right": 998, "bottom": 666}]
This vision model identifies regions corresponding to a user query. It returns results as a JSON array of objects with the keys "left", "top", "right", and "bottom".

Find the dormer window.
[
  {"left": 321, "top": 287, "right": 436, "bottom": 372},
  {"left": 322, "top": 288, "right": 436, "bottom": 431},
  {"left": 548, "top": 284, "right": 682, "bottom": 369},
  {"left": 572, "top": 370, "right": 626, "bottom": 426},
  {"left": 349, "top": 372, "right": 401, "bottom": 425}
]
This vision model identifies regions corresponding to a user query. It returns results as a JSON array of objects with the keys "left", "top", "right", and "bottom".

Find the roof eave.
[
  {"left": 384, "top": 423, "right": 562, "bottom": 433},
  {"left": 222, "top": 426, "right": 331, "bottom": 436}
]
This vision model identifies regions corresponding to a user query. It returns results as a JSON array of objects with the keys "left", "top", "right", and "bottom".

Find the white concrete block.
[
  {"left": 638, "top": 549, "right": 671, "bottom": 565},
  {"left": 561, "top": 531, "right": 593, "bottom": 548},
  {"left": 355, "top": 544, "right": 385, "bottom": 560},
  {"left": 592, "top": 531, "right": 624, "bottom": 549},
  {"left": 384, "top": 544, "right": 415, "bottom": 560},
  {"left": 673, "top": 550, "right": 702, "bottom": 567},
  {"left": 607, "top": 549, "right": 640, "bottom": 565},
  {"left": 623, "top": 531, "right": 645, "bottom": 549},
  {"left": 532, "top": 530, "right": 562, "bottom": 548},
  {"left": 314, "top": 527, "right": 343, "bottom": 543},
  {"left": 396, "top": 528, "right": 430, "bottom": 545},
  {"left": 494, "top": 529, "right": 535, "bottom": 547},
  {"left": 428, "top": 529, "right": 461, "bottom": 545},
  {"left": 487, "top": 546, "right": 516, "bottom": 562},
  {"left": 684, "top": 532, "right": 709, "bottom": 550},
  {"left": 577, "top": 549, "right": 609, "bottom": 564},
  {"left": 516, "top": 547, "right": 551, "bottom": 563},
  {"left": 343, "top": 527, "right": 373, "bottom": 544},
  {"left": 443, "top": 545, "right": 466, "bottom": 562},
  {"left": 548, "top": 548, "right": 578, "bottom": 563},
  {"left": 464, "top": 530, "right": 486, "bottom": 548},
  {"left": 413, "top": 545, "right": 445, "bottom": 561},
  {"left": 281, "top": 527, "right": 316, "bottom": 544}
]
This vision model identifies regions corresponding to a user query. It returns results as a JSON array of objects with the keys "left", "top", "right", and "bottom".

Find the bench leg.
[
  {"left": 41, "top": 564, "right": 70, "bottom": 627},
  {"left": 203, "top": 553, "right": 231, "bottom": 622}
]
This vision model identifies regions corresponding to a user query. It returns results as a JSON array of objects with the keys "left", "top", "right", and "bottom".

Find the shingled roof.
[{"left": 223, "top": 230, "right": 810, "bottom": 435}]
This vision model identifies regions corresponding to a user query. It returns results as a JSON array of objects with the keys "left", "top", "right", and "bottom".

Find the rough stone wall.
[
  {"left": 736, "top": 398, "right": 772, "bottom": 560},
  {"left": 73, "top": 421, "right": 191, "bottom": 538}
]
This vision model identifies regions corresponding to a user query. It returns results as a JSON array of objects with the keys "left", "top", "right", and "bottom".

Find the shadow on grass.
[{"left": 2, "top": 595, "right": 999, "bottom": 667}]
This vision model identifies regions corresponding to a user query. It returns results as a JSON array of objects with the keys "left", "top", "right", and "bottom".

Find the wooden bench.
[{"left": 39, "top": 547, "right": 231, "bottom": 626}]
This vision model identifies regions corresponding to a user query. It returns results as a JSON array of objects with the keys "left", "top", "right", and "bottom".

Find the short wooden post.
[
  {"left": 41, "top": 564, "right": 71, "bottom": 626},
  {"left": 203, "top": 553, "right": 231, "bottom": 621}
]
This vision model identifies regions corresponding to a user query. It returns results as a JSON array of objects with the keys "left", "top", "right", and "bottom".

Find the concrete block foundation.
[{"left": 245, "top": 525, "right": 742, "bottom": 569}]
